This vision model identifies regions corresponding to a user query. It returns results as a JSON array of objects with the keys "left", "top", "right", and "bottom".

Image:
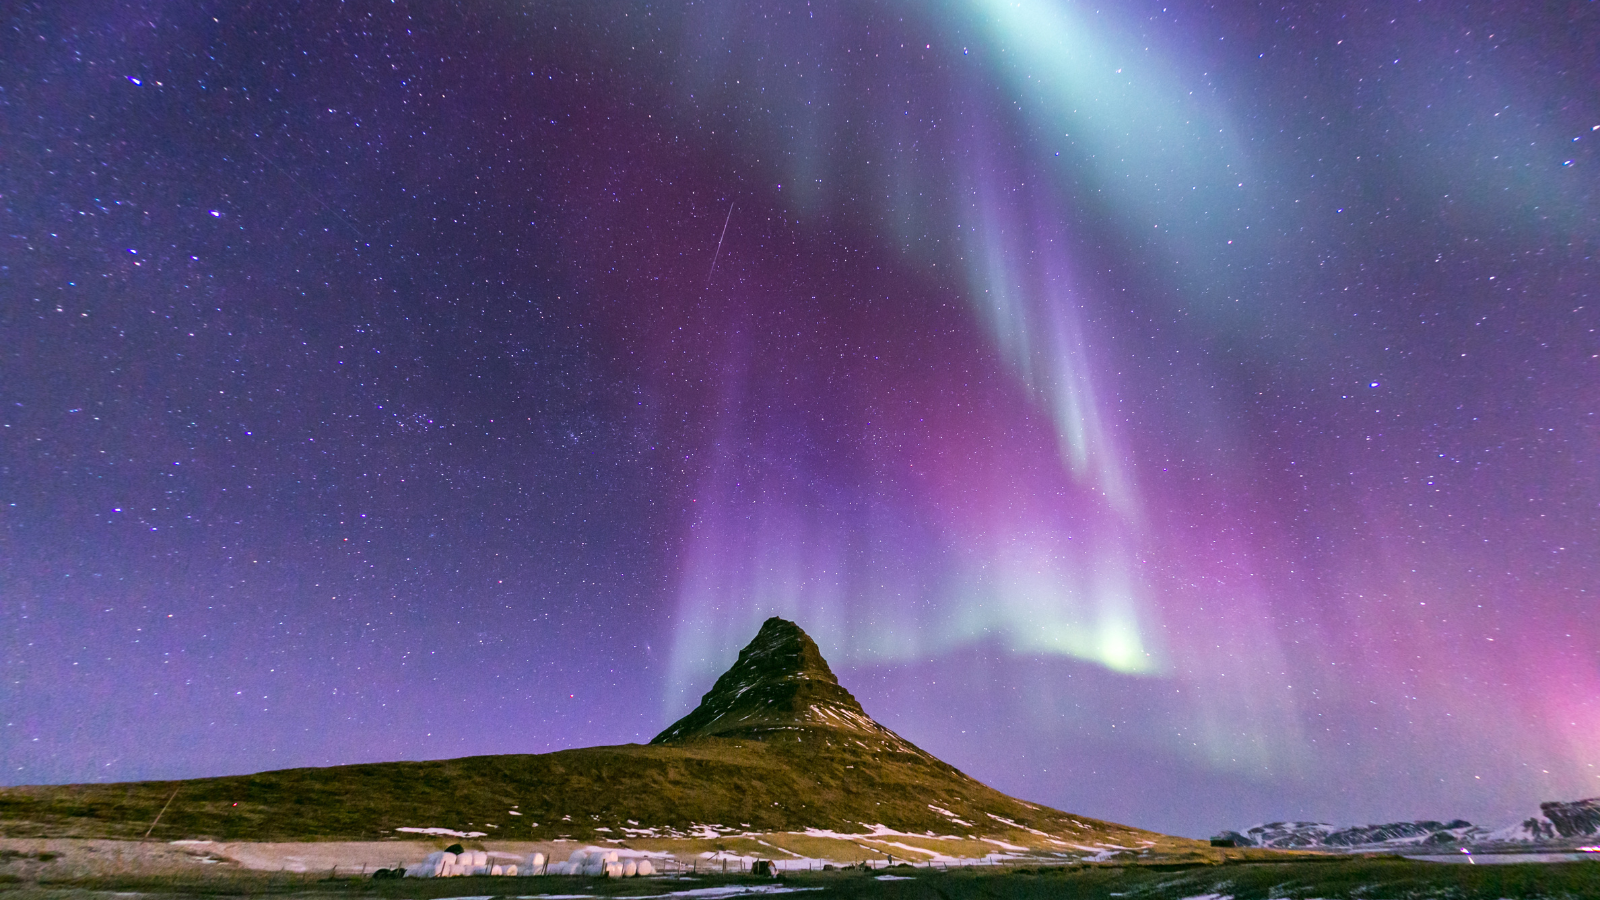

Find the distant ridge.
[
  {"left": 0, "top": 618, "right": 1194, "bottom": 860},
  {"left": 1214, "top": 797, "right": 1600, "bottom": 851}
]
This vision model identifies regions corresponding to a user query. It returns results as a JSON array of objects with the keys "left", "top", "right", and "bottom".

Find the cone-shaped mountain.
[
  {"left": 0, "top": 618, "right": 1188, "bottom": 855},
  {"left": 653, "top": 616, "right": 911, "bottom": 747}
]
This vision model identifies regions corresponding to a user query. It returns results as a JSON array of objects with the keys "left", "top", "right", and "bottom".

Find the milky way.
[{"left": 2, "top": 1, "right": 1597, "bottom": 838}]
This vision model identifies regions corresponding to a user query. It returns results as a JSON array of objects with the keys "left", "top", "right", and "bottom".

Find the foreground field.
[
  {"left": 0, "top": 836, "right": 1270, "bottom": 878},
  {"left": 1, "top": 856, "right": 1598, "bottom": 900}
]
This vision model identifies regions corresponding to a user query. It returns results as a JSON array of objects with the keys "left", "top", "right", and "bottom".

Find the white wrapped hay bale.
[
  {"left": 526, "top": 852, "right": 546, "bottom": 872},
  {"left": 405, "top": 851, "right": 448, "bottom": 878},
  {"left": 576, "top": 848, "right": 617, "bottom": 864},
  {"left": 471, "top": 850, "right": 490, "bottom": 867},
  {"left": 636, "top": 859, "right": 655, "bottom": 876},
  {"left": 567, "top": 849, "right": 590, "bottom": 864},
  {"left": 490, "top": 865, "right": 503, "bottom": 876},
  {"left": 503, "top": 864, "right": 517, "bottom": 876},
  {"left": 604, "top": 861, "right": 624, "bottom": 878},
  {"left": 622, "top": 861, "right": 637, "bottom": 877}
]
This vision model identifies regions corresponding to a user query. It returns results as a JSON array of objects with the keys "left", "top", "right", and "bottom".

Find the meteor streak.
[{"left": 706, "top": 202, "right": 733, "bottom": 287}]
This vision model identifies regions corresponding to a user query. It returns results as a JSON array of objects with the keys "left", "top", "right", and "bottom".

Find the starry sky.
[{"left": 2, "top": 0, "right": 1597, "bottom": 839}]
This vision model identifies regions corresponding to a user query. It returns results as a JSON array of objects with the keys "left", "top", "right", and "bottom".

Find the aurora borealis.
[{"left": 3, "top": 1, "right": 1597, "bottom": 838}]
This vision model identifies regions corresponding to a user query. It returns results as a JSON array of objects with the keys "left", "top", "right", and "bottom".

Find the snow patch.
[
  {"left": 648, "top": 887, "right": 822, "bottom": 898},
  {"left": 1079, "top": 850, "right": 1121, "bottom": 862},
  {"left": 984, "top": 813, "right": 1053, "bottom": 838},
  {"left": 396, "top": 827, "right": 488, "bottom": 838},
  {"left": 928, "top": 805, "right": 973, "bottom": 827}
]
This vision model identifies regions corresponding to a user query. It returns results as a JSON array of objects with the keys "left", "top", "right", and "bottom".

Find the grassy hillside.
[
  {"left": 0, "top": 734, "right": 1161, "bottom": 845},
  {"left": 0, "top": 620, "right": 1191, "bottom": 853}
]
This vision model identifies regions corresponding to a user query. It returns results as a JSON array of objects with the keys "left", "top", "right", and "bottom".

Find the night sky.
[{"left": 3, "top": 0, "right": 1597, "bottom": 839}]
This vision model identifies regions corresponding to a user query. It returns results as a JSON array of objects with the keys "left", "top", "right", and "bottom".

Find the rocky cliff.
[{"left": 1540, "top": 798, "right": 1600, "bottom": 838}]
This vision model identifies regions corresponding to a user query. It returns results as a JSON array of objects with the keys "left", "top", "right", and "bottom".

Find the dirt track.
[{"left": 0, "top": 838, "right": 459, "bottom": 877}]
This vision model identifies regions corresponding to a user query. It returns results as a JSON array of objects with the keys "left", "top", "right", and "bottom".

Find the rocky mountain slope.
[
  {"left": 1538, "top": 798, "right": 1600, "bottom": 838},
  {"left": 1215, "top": 797, "right": 1600, "bottom": 851},
  {"left": 652, "top": 618, "right": 914, "bottom": 750},
  {"left": 1214, "top": 820, "right": 1482, "bottom": 850},
  {"left": 0, "top": 618, "right": 1197, "bottom": 859}
]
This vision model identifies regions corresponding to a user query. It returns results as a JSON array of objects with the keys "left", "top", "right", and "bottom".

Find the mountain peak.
[{"left": 652, "top": 617, "right": 912, "bottom": 748}]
